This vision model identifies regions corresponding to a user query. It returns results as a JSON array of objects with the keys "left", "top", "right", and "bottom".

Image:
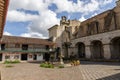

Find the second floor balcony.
[{"left": 0, "top": 48, "right": 55, "bottom": 53}]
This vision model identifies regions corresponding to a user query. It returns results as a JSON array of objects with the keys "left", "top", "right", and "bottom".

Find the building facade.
[
  {"left": 48, "top": 16, "right": 80, "bottom": 58},
  {"left": 0, "top": 35, "right": 55, "bottom": 62},
  {"left": 48, "top": 1, "right": 120, "bottom": 60}
]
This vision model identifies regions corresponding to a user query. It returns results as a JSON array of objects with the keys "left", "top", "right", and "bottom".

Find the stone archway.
[
  {"left": 75, "top": 42, "right": 85, "bottom": 58},
  {"left": 91, "top": 40, "right": 104, "bottom": 59},
  {"left": 110, "top": 37, "right": 120, "bottom": 59}
]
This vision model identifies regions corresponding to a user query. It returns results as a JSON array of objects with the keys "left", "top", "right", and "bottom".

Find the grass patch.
[
  {"left": 5, "top": 65, "right": 14, "bottom": 68},
  {"left": 58, "top": 65, "right": 64, "bottom": 68},
  {"left": 4, "top": 60, "right": 20, "bottom": 64},
  {"left": 40, "top": 62, "right": 54, "bottom": 68}
]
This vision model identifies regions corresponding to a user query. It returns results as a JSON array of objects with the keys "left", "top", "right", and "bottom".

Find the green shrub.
[
  {"left": 48, "top": 64, "right": 54, "bottom": 68},
  {"left": 40, "top": 62, "right": 54, "bottom": 68},
  {"left": 58, "top": 65, "right": 64, "bottom": 68},
  {"left": 40, "top": 63, "right": 45, "bottom": 67},
  {"left": 4, "top": 60, "right": 20, "bottom": 64},
  {"left": 4, "top": 60, "right": 11, "bottom": 64},
  {"left": 11, "top": 60, "right": 20, "bottom": 63},
  {"left": 5, "top": 65, "right": 14, "bottom": 68}
]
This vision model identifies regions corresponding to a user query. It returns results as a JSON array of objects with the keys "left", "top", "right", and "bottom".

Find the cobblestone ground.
[{"left": 0, "top": 61, "right": 120, "bottom": 80}]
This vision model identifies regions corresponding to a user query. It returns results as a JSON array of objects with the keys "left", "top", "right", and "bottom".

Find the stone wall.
[
  {"left": 48, "top": 1, "right": 120, "bottom": 60},
  {"left": 71, "top": 29, "right": 120, "bottom": 59}
]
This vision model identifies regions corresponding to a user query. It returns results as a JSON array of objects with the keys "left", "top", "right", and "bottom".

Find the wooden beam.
[
  {"left": 0, "top": 12, "right": 3, "bottom": 14},
  {"left": 0, "top": 8, "right": 3, "bottom": 12},
  {"left": 0, "top": 11, "right": 3, "bottom": 15},
  {"left": 0, "top": 8, "right": 3, "bottom": 11},
  {"left": 0, "top": 0, "right": 5, "bottom": 3},
  {"left": 0, "top": 2, "right": 4, "bottom": 7},
  {"left": 0, "top": 13, "right": 3, "bottom": 17},
  {"left": 0, "top": 21, "right": 3, "bottom": 25},
  {"left": 0, "top": 6, "right": 4, "bottom": 10}
]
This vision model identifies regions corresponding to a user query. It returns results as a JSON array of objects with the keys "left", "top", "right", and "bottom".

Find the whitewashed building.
[{"left": 0, "top": 35, "right": 55, "bottom": 62}]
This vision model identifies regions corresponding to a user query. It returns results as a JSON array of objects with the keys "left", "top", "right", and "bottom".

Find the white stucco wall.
[
  {"left": 27, "top": 53, "right": 43, "bottom": 61},
  {"left": 0, "top": 53, "right": 44, "bottom": 62},
  {"left": 37, "top": 54, "right": 43, "bottom": 61},
  {"left": 27, "top": 54, "right": 33, "bottom": 61},
  {"left": 2, "top": 53, "right": 21, "bottom": 62}
]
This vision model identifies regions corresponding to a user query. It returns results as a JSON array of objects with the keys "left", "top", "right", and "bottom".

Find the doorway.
[
  {"left": 76, "top": 42, "right": 85, "bottom": 58},
  {"left": 21, "top": 53, "right": 28, "bottom": 60},
  {"left": 33, "top": 54, "right": 37, "bottom": 60},
  {"left": 111, "top": 37, "right": 120, "bottom": 59},
  {"left": 0, "top": 54, "right": 2, "bottom": 61},
  {"left": 91, "top": 40, "right": 104, "bottom": 59},
  {"left": 44, "top": 53, "right": 50, "bottom": 61}
]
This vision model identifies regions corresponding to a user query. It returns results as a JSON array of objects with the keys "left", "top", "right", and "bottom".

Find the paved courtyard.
[{"left": 0, "top": 61, "right": 120, "bottom": 80}]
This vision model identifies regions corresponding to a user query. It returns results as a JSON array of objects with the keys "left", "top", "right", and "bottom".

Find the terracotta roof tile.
[
  {"left": 0, "top": 0, "right": 9, "bottom": 38},
  {"left": 0, "top": 35, "right": 55, "bottom": 46}
]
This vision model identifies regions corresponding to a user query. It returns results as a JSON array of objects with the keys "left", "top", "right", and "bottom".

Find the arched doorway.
[
  {"left": 110, "top": 37, "right": 120, "bottom": 59},
  {"left": 76, "top": 42, "right": 85, "bottom": 58},
  {"left": 91, "top": 40, "right": 104, "bottom": 59}
]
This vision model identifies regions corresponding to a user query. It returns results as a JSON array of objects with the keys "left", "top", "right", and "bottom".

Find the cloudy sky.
[{"left": 4, "top": 0, "right": 117, "bottom": 39}]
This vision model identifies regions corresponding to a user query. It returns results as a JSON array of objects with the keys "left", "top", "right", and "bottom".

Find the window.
[
  {"left": 14, "top": 55, "right": 19, "bottom": 59},
  {"left": 5, "top": 55, "right": 10, "bottom": 59},
  {"left": 22, "top": 44, "right": 28, "bottom": 50},
  {"left": 95, "top": 21, "right": 99, "bottom": 33},
  {"left": 15, "top": 44, "right": 20, "bottom": 48},
  {"left": 29, "top": 55, "right": 32, "bottom": 58},
  {"left": 1, "top": 44, "right": 5, "bottom": 50},
  {"left": 46, "top": 45, "right": 49, "bottom": 50},
  {"left": 87, "top": 24, "right": 91, "bottom": 35}
]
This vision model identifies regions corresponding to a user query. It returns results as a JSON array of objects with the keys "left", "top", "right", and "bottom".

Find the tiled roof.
[
  {"left": 0, "top": 0, "right": 9, "bottom": 38},
  {"left": 0, "top": 35, "right": 55, "bottom": 46}
]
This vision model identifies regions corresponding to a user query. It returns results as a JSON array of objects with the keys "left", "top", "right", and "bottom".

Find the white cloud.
[
  {"left": 53, "top": 0, "right": 99, "bottom": 13},
  {"left": 20, "top": 32, "right": 48, "bottom": 39},
  {"left": 28, "top": 10, "right": 60, "bottom": 37},
  {"left": 7, "top": 10, "right": 39, "bottom": 22},
  {"left": 9, "top": 0, "right": 51, "bottom": 11},
  {"left": 91, "top": 12, "right": 98, "bottom": 17},
  {"left": 6, "top": 0, "right": 115, "bottom": 38},
  {"left": 9, "top": 0, "right": 114, "bottom": 13},
  {"left": 3, "top": 31, "right": 12, "bottom": 36},
  {"left": 79, "top": 16, "right": 86, "bottom": 22},
  {"left": 7, "top": 0, "right": 59, "bottom": 38},
  {"left": 102, "top": 0, "right": 113, "bottom": 5}
]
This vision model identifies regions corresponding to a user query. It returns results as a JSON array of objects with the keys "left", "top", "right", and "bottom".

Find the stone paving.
[{"left": 0, "top": 61, "right": 120, "bottom": 80}]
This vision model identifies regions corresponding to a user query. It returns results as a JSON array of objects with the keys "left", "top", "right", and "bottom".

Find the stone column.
[
  {"left": 74, "top": 47, "right": 78, "bottom": 55},
  {"left": 85, "top": 45, "right": 91, "bottom": 59},
  {"left": 103, "top": 44, "right": 111, "bottom": 59}
]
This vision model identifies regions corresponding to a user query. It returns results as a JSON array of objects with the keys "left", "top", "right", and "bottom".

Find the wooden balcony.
[{"left": 0, "top": 48, "right": 56, "bottom": 53}]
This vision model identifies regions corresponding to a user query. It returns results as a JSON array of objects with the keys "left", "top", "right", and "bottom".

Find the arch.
[
  {"left": 90, "top": 40, "right": 104, "bottom": 59},
  {"left": 110, "top": 37, "right": 120, "bottom": 59},
  {"left": 75, "top": 42, "right": 85, "bottom": 58}
]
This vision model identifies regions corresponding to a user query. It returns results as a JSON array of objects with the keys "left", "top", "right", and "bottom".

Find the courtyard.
[{"left": 0, "top": 61, "right": 120, "bottom": 80}]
